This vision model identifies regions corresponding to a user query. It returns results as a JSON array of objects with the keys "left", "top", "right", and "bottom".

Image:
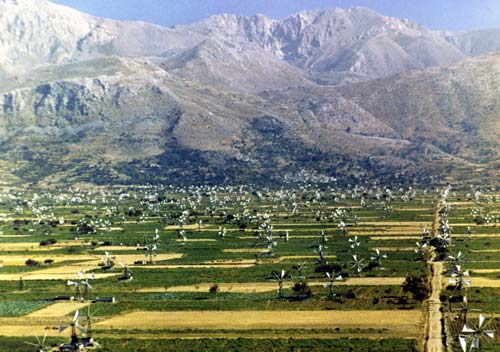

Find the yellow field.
[
  {"left": 370, "top": 236, "right": 421, "bottom": 240},
  {"left": 0, "top": 254, "right": 97, "bottom": 266},
  {"left": 374, "top": 247, "right": 415, "bottom": 251},
  {"left": 165, "top": 224, "right": 201, "bottom": 230},
  {"left": 95, "top": 310, "right": 423, "bottom": 337},
  {"left": 27, "top": 302, "right": 90, "bottom": 317},
  {"left": 135, "top": 263, "right": 255, "bottom": 269},
  {"left": 470, "top": 277, "right": 500, "bottom": 287},
  {"left": 0, "top": 240, "right": 90, "bottom": 251},
  {"left": 0, "top": 273, "right": 118, "bottom": 281},
  {"left": 223, "top": 248, "right": 270, "bottom": 253},
  {"left": 471, "top": 269, "right": 500, "bottom": 274},
  {"left": 143, "top": 277, "right": 406, "bottom": 293}
]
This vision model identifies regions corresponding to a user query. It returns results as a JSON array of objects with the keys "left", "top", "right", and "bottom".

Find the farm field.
[{"left": 0, "top": 185, "right": 498, "bottom": 351}]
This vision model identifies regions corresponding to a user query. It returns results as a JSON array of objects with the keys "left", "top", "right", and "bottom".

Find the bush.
[
  {"left": 292, "top": 282, "right": 312, "bottom": 299},
  {"left": 209, "top": 284, "right": 219, "bottom": 294},
  {"left": 345, "top": 289, "right": 356, "bottom": 299},
  {"left": 25, "top": 259, "right": 39, "bottom": 267},
  {"left": 39, "top": 238, "right": 57, "bottom": 246},
  {"left": 402, "top": 275, "right": 429, "bottom": 301}
]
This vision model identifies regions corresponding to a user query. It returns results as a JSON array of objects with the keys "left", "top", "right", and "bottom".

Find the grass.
[{"left": 0, "top": 186, "right": 497, "bottom": 350}]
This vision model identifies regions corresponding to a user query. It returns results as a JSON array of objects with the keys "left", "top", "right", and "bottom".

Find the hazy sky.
[{"left": 51, "top": 0, "right": 500, "bottom": 31}]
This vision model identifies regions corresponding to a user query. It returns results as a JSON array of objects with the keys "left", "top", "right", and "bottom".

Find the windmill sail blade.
[
  {"left": 479, "top": 314, "right": 485, "bottom": 328},
  {"left": 24, "top": 342, "right": 40, "bottom": 347},
  {"left": 472, "top": 337, "right": 480, "bottom": 349},
  {"left": 462, "top": 325, "right": 475, "bottom": 333},
  {"left": 485, "top": 331, "right": 495, "bottom": 339},
  {"left": 458, "top": 336, "right": 467, "bottom": 352}
]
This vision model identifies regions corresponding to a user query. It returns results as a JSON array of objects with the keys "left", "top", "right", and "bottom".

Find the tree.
[{"left": 402, "top": 275, "right": 429, "bottom": 301}]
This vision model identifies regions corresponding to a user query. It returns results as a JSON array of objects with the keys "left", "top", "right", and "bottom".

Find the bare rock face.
[
  {"left": 178, "top": 7, "right": 467, "bottom": 80},
  {"left": 0, "top": 0, "right": 499, "bottom": 185}
]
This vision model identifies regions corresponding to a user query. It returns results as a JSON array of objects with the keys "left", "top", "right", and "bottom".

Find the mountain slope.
[
  {"left": 338, "top": 55, "right": 500, "bottom": 164},
  {"left": 0, "top": 0, "right": 204, "bottom": 74},
  {"left": 159, "top": 39, "right": 315, "bottom": 93},
  {"left": 178, "top": 8, "right": 467, "bottom": 81},
  {"left": 0, "top": 0, "right": 498, "bottom": 186}
]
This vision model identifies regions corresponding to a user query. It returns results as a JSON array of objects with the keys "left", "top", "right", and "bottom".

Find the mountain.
[
  {"left": 0, "top": 0, "right": 204, "bottom": 74},
  {"left": 0, "top": 0, "right": 499, "bottom": 186},
  {"left": 445, "top": 28, "right": 500, "bottom": 56},
  {"left": 177, "top": 8, "right": 467, "bottom": 81},
  {"left": 159, "top": 38, "right": 315, "bottom": 93}
]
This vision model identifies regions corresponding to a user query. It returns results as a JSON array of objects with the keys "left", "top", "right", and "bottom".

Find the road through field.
[{"left": 424, "top": 200, "right": 445, "bottom": 352}]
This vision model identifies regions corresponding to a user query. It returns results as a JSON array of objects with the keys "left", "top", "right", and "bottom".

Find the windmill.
[
  {"left": 421, "top": 226, "right": 431, "bottom": 242},
  {"left": 324, "top": 271, "right": 343, "bottom": 299},
  {"left": 313, "top": 244, "right": 328, "bottom": 265},
  {"left": 349, "top": 236, "right": 361, "bottom": 250},
  {"left": 448, "top": 251, "right": 466, "bottom": 274},
  {"left": 351, "top": 254, "right": 365, "bottom": 277},
  {"left": 254, "top": 232, "right": 277, "bottom": 258},
  {"left": 279, "top": 230, "right": 290, "bottom": 242},
  {"left": 370, "top": 249, "right": 387, "bottom": 269},
  {"left": 143, "top": 231, "right": 160, "bottom": 264},
  {"left": 66, "top": 280, "right": 81, "bottom": 300},
  {"left": 271, "top": 270, "right": 291, "bottom": 300},
  {"left": 313, "top": 230, "right": 329, "bottom": 265},
  {"left": 68, "top": 271, "right": 94, "bottom": 301},
  {"left": 338, "top": 220, "right": 347, "bottom": 235},
  {"left": 292, "top": 262, "right": 307, "bottom": 283},
  {"left": 436, "top": 232, "right": 452, "bottom": 250},
  {"left": 177, "top": 229, "right": 187, "bottom": 244},
  {"left": 24, "top": 329, "right": 49, "bottom": 352},
  {"left": 264, "top": 234, "right": 277, "bottom": 256},
  {"left": 459, "top": 314, "right": 495, "bottom": 351},
  {"left": 217, "top": 226, "right": 227, "bottom": 240},
  {"left": 118, "top": 262, "right": 133, "bottom": 282},
  {"left": 415, "top": 241, "right": 428, "bottom": 260},
  {"left": 65, "top": 310, "right": 82, "bottom": 348},
  {"left": 78, "top": 305, "right": 100, "bottom": 346},
  {"left": 451, "top": 296, "right": 481, "bottom": 332},
  {"left": 100, "top": 251, "right": 115, "bottom": 270},
  {"left": 465, "top": 226, "right": 473, "bottom": 240},
  {"left": 59, "top": 308, "right": 100, "bottom": 351},
  {"left": 449, "top": 265, "right": 471, "bottom": 298}
]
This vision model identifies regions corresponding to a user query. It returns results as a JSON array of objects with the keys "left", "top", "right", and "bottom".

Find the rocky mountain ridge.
[{"left": 0, "top": 0, "right": 498, "bottom": 185}]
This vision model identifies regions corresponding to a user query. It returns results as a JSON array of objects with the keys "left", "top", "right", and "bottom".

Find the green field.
[{"left": 0, "top": 185, "right": 498, "bottom": 351}]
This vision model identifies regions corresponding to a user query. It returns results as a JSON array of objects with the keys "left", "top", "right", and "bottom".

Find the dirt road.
[{"left": 424, "top": 201, "right": 446, "bottom": 352}]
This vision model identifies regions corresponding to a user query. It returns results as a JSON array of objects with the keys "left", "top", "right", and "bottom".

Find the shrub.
[
  {"left": 209, "top": 284, "right": 219, "bottom": 294},
  {"left": 402, "top": 275, "right": 429, "bottom": 301},
  {"left": 25, "top": 259, "right": 39, "bottom": 267},
  {"left": 40, "top": 238, "right": 57, "bottom": 246},
  {"left": 292, "top": 282, "right": 312, "bottom": 299}
]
